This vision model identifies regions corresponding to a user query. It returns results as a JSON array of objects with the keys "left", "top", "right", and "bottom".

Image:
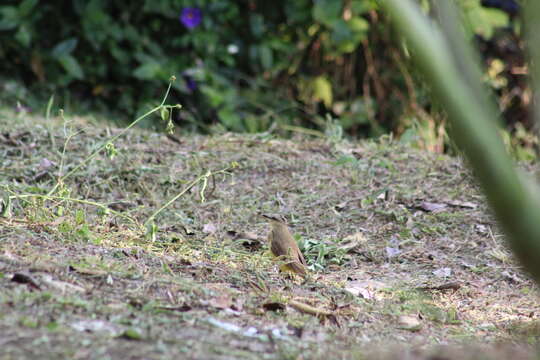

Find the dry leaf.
[
  {"left": 447, "top": 200, "right": 477, "bottom": 209},
  {"left": 339, "top": 232, "right": 368, "bottom": 252},
  {"left": 203, "top": 223, "right": 217, "bottom": 234},
  {"left": 70, "top": 319, "right": 122, "bottom": 336},
  {"left": 386, "top": 246, "right": 401, "bottom": 258},
  {"left": 208, "top": 293, "right": 232, "bottom": 309},
  {"left": 345, "top": 280, "right": 386, "bottom": 300},
  {"left": 226, "top": 230, "right": 264, "bottom": 251},
  {"left": 40, "top": 274, "right": 85, "bottom": 293},
  {"left": 417, "top": 282, "right": 461, "bottom": 292},
  {"left": 11, "top": 272, "right": 40, "bottom": 290},
  {"left": 398, "top": 315, "right": 422, "bottom": 331},
  {"left": 206, "top": 317, "right": 242, "bottom": 332},
  {"left": 433, "top": 267, "right": 452, "bottom": 278},
  {"left": 155, "top": 304, "right": 192, "bottom": 312},
  {"left": 419, "top": 201, "right": 447, "bottom": 213},
  {"left": 262, "top": 302, "right": 286, "bottom": 312}
]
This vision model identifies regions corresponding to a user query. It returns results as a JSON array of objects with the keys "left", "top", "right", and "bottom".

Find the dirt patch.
[{"left": 1, "top": 109, "right": 539, "bottom": 359}]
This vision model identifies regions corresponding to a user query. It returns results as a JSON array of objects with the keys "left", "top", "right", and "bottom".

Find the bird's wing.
[
  {"left": 270, "top": 230, "right": 307, "bottom": 271},
  {"left": 267, "top": 229, "right": 274, "bottom": 247},
  {"left": 270, "top": 230, "right": 289, "bottom": 257}
]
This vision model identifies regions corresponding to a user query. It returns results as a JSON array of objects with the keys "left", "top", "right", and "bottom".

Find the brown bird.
[{"left": 262, "top": 214, "right": 307, "bottom": 276}]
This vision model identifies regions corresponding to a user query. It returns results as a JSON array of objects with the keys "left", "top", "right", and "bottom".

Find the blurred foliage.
[{"left": 0, "top": 0, "right": 533, "bottom": 156}]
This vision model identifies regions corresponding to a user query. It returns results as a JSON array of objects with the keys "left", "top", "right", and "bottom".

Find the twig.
[
  {"left": 288, "top": 299, "right": 333, "bottom": 317},
  {"left": 143, "top": 165, "right": 233, "bottom": 228}
]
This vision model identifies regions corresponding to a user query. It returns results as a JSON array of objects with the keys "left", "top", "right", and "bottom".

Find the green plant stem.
[
  {"left": 279, "top": 124, "right": 324, "bottom": 137},
  {"left": 380, "top": 0, "right": 540, "bottom": 282},
  {"left": 524, "top": 1, "right": 540, "bottom": 130},
  {"left": 143, "top": 166, "right": 232, "bottom": 228},
  {"left": 8, "top": 193, "right": 138, "bottom": 226},
  {"left": 47, "top": 81, "right": 175, "bottom": 197}
]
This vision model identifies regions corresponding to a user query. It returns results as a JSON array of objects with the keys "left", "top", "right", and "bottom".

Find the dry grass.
[{"left": 1, "top": 107, "right": 539, "bottom": 359}]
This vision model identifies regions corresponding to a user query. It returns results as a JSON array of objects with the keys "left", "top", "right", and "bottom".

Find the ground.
[{"left": 0, "top": 108, "right": 539, "bottom": 359}]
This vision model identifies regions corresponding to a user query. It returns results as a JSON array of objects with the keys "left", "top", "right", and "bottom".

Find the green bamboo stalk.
[{"left": 380, "top": 0, "right": 540, "bottom": 282}]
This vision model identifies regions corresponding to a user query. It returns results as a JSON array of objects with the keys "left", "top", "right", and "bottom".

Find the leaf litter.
[{"left": 0, "top": 110, "right": 539, "bottom": 359}]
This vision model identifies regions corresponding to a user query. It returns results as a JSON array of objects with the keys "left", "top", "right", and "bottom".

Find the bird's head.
[{"left": 260, "top": 213, "right": 288, "bottom": 225}]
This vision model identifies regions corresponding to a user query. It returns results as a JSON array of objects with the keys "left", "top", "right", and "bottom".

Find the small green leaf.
[
  {"left": 259, "top": 46, "right": 273, "bottom": 70},
  {"left": 51, "top": 38, "right": 78, "bottom": 57},
  {"left": 45, "top": 94, "right": 54, "bottom": 120},
  {"left": 121, "top": 328, "right": 143, "bottom": 340},
  {"left": 160, "top": 107, "right": 169, "bottom": 122},
  {"left": 312, "top": 76, "right": 333, "bottom": 107},
  {"left": 313, "top": 0, "right": 342, "bottom": 27},
  {"left": 133, "top": 62, "right": 161, "bottom": 79},
  {"left": 19, "top": 0, "right": 38, "bottom": 17},
  {"left": 218, "top": 108, "right": 241, "bottom": 131},
  {"left": 0, "top": 6, "right": 20, "bottom": 30},
  {"left": 46, "top": 322, "right": 59, "bottom": 331},
  {"left": 146, "top": 222, "right": 158, "bottom": 242},
  {"left": 75, "top": 209, "right": 85, "bottom": 225},
  {"left": 250, "top": 14, "right": 266, "bottom": 38},
  {"left": 105, "top": 143, "right": 117, "bottom": 160},
  {"left": 15, "top": 23, "right": 31, "bottom": 47},
  {"left": 58, "top": 54, "right": 84, "bottom": 79}
]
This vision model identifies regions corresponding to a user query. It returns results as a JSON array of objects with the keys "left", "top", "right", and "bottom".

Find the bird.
[{"left": 261, "top": 214, "right": 307, "bottom": 276}]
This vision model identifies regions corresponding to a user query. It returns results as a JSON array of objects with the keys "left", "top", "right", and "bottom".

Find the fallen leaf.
[
  {"left": 398, "top": 315, "right": 422, "bottom": 331},
  {"left": 376, "top": 190, "right": 389, "bottom": 201},
  {"left": 40, "top": 274, "right": 85, "bottom": 293},
  {"left": 107, "top": 201, "right": 137, "bottom": 211},
  {"left": 418, "top": 201, "right": 447, "bottom": 213},
  {"left": 226, "top": 230, "right": 260, "bottom": 241},
  {"left": 417, "top": 282, "right": 461, "bottom": 292},
  {"left": 203, "top": 223, "right": 217, "bottom": 234},
  {"left": 475, "top": 224, "right": 488, "bottom": 234},
  {"left": 70, "top": 319, "right": 122, "bottom": 336},
  {"left": 206, "top": 317, "right": 242, "bottom": 332},
  {"left": 346, "top": 284, "right": 373, "bottom": 300},
  {"left": 69, "top": 265, "right": 108, "bottom": 277},
  {"left": 345, "top": 280, "right": 386, "bottom": 300},
  {"left": 120, "top": 328, "right": 144, "bottom": 340},
  {"left": 233, "top": 297, "right": 245, "bottom": 312},
  {"left": 226, "top": 230, "right": 264, "bottom": 251},
  {"left": 181, "top": 225, "right": 195, "bottom": 235},
  {"left": 262, "top": 302, "right": 286, "bottom": 312},
  {"left": 339, "top": 232, "right": 368, "bottom": 252},
  {"left": 502, "top": 271, "right": 523, "bottom": 283},
  {"left": 11, "top": 272, "right": 40, "bottom": 290},
  {"left": 386, "top": 246, "right": 401, "bottom": 258},
  {"left": 288, "top": 300, "right": 334, "bottom": 317},
  {"left": 433, "top": 267, "right": 452, "bottom": 278},
  {"left": 242, "top": 327, "right": 258, "bottom": 337},
  {"left": 334, "top": 201, "right": 348, "bottom": 212},
  {"left": 39, "top": 158, "right": 55, "bottom": 171},
  {"left": 446, "top": 200, "right": 477, "bottom": 209},
  {"left": 208, "top": 293, "right": 232, "bottom": 309},
  {"left": 155, "top": 304, "right": 192, "bottom": 312}
]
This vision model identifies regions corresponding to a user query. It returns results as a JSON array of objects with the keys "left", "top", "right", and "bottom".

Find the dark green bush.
[{"left": 0, "top": 0, "right": 525, "bottom": 142}]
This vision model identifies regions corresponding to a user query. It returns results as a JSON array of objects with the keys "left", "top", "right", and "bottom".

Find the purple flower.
[
  {"left": 180, "top": 8, "right": 202, "bottom": 29},
  {"left": 183, "top": 74, "right": 197, "bottom": 92}
]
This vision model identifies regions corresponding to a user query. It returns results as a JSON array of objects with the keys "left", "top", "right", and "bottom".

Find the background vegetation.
[{"left": 0, "top": 0, "right": 532, "bottom": 155}]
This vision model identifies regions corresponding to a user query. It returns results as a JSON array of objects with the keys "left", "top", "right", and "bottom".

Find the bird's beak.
[
  {"left": 261, "top": 213, "right": 280, "bottom": 222},
  {"left": 261, "top": 214, "right": 273, "bottom": 220}
]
